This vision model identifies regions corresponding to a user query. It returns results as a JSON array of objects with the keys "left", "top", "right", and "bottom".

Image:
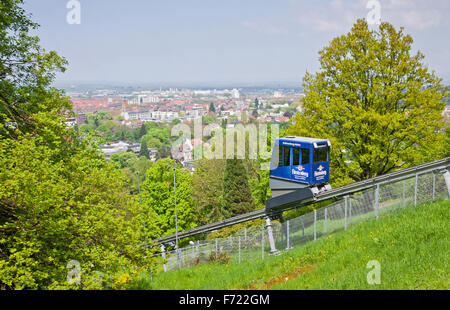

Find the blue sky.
[{"left": 23, "top": 0, "right": 450, "bottom": 85}]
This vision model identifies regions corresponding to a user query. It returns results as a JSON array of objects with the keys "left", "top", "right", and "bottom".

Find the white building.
[
  {"left": 194, "top": 90, "right": 211, "bottom": 96},
  {"left": 65, "top": 117, "right": 77, "bottom": 128},
  {"left": 145, "top": 96, "right": 160, "bottom": 103},
  {"left": 148, "top": 148, "right": 158, "bottom": 162},
  {"left": 185, "top": 107, "right": 204, "bottom": 119},
  {"left": 171, "top": 138, "right": 193, "bottom": 163},
  {"left": 99, "top": 141, "right": 141, "bottom": 158},
  {"left": 231, "top": 88, "right": 240, "bottom": 99},
  {"left": 273, "top": 91, "right": 283, "bottom": 98},
  {"left": 123, "top": 110, "right": 177, "bottom": 122}
]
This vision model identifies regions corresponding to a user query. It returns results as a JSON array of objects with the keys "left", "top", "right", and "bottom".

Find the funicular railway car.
[{"left": 266, "top": 136, "right": 332, "bottom": 213}]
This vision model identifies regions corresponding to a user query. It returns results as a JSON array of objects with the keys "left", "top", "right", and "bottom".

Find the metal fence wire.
[{"left": 158, "top": 171, "right": 449, "bottom": 272}]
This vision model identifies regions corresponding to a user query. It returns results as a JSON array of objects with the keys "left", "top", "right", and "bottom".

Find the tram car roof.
[{"left": 277, "top": 136, "right": 331, "bottom": 147}]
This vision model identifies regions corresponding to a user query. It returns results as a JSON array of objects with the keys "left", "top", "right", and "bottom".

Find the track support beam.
[
  {"left": 442, "top": 169, "right": 450, "bottom": 199},
  {"left": 265, "top": 217, "right": 279, "bottom": 255}
]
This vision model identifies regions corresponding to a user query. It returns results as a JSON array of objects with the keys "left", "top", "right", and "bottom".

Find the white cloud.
[
  {"left": 242, "top": 0, "right": 449, "bottom": 36},
  {"left": 382, "top": 2, "right": 447, "bottom": 31}
]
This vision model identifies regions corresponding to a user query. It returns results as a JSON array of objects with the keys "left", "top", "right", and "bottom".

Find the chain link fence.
[{"left": 157, "top": 171, "right": 448, "bottom": 273}]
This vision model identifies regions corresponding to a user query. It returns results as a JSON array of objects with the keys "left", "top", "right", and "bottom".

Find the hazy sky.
[{"left": 23, "top": 0, "right": 450, "bottom": 85}]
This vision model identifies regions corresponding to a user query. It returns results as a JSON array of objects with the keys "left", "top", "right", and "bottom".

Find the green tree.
[
  {"left": 139, "top": 138, "right": 150, "bottom": 159},
  {"left": 288, "top": 19, "right": 448, "bottom": 187},
  {"left": 0, "top": 1, "right": 158, "bottom": 289},
  {"left": 209, "top": 102, "right": 216, "bottom": 113},
  {"left": 138, "top": 124, "right": 147, "bottom": 139},
  {"left": 142, "top": 159, "right": 197, "bottom": 239},
  {"left": 121, "top": 156, "right": 154, "bottom": 194},
  {"left": 158, "top": 144, "right": 171, "bottom": 160},
  {"left": 222, "top": 159, "right": 255, "bottom": 217},
  {"left": 249, "top": 163, "right": 271, "bottom": 208},
  {"left": 95, "top": 111, "right": 113, "bottom": 120},
  {"left": 202, "top": 115, "right": 214, "bottom": 125},
  {"left": 192, "top": 159, "right": 226, "bottom": 225},
  {"left": 0, "top": 0, "right": 70, "bottom": 140},
  {"left": 110, "top": 151, "right": 138, "bottom": 169},
  {"left": 0, "top": 135, "right": 155, "bottom": 289}
]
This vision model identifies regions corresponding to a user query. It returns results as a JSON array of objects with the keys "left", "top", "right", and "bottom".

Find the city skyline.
[{"left": 24, "top": 0, "right": 450, "bottom": 85}]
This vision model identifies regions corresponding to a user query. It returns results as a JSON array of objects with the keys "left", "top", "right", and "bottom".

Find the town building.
[{"left": 99, "top": 141, "right": 141, "bottom": 158}]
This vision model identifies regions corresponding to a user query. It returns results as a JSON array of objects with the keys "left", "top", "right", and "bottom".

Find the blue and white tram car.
[{"left": 269, "top": 136, "right": 332, "bottom": 197}]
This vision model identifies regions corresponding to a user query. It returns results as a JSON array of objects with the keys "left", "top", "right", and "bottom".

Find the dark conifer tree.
[
  {"left": 222, "top": 158, "right": 255, "bottom": 217},
  {"left": 138, "top": 124, "right": 147, "bottom": 139},
  {"left": 209, "top": 102, "right": 216, "bottom": 113},
  {"left": 139, "top": 138, "right": 150, "bottom": 159}
]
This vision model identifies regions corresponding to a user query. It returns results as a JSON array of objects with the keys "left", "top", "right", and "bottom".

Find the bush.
[{"left": 208, "top": 251, "right": 230, "bottom": 265}]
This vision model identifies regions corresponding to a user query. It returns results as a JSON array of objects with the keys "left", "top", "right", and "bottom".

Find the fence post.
[
  {"left": 443, "top": 169, "right": 450, "bottom": 199},
  {"left": 402, "top": 180, "right": 406, "bottom": 208},
  {"left": 414, "top": 174, "right": 418, "bottom": 207},
  {"left": 160, "top": 245, "right": 167, "bottom": 273},
  {"left": 375, "top": 185, "right": 379, "bottom": 220},
  {"left": 349, "top": 197, "right": 352, "bottom": 226},
  {"left": 286, "top": 219, "right": 290, "bottom": 250},
  {"left": 179, "top": 247, "right": 185, "bottom": 269},
  {"left": 344, "top": 196, "right": 348, "bottom": 230},
  {"left": 432, "top": 173, "right": 436, "bottom": 201},
  {"left": 261, "top": 224, "right": 265, "bottom": 260},
  {"left": 192, "top": 244, "right": 195, "bottom": 260},
  {"left": 324, "top": 208, "right": 327, "bottom": 233},
  {"left": 215, "top": 238, "right": 218, "bottom": 260},
  {"left": 301, "top": 216, "right": 305, "bottom": 237},
  {"left": 238, "top": 236, "right": 241, "bottom": 264},
  {"left": 176, "top": 248, "right": 182, "bottom": 269},
  {"left": 265, "top": 217, "right": 278, "bottom": 254},
  {"left": 313, "top": 209, "right": 317, "bottom": 240}
]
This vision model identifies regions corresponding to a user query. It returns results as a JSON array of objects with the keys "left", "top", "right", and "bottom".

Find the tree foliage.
[
  {"left": 222, "top": 159, "right": 255, "bottom": 217},
  {"left": 288, "top": 19, "right": 448, "bottom": 186},
  {"left": 142, "top": 159, "right": 198, "bottom": 240},
  {"left": 249, "top": 164, "right": 271, "bottom": 208},
  {"left": 110, "top": 151, "right": 154, "bottom": 193},
  {"left": 111, "top": 151, "right": 138, "bottom": 169},
  {"left": 208, "top": 102, "right": 216, "bottom": 113},
  {"left": 0, "top": 0, "right": 69, "bottom": 139},
  {"left": 139, "top": 138, "right": 150, "bottom": 159},
  {"left": 138, "top": 124, "right": 147, "bottom": 139},
  {"left": 0, "top": 135, "right": 156, "bottom": 289},
  {"left": 0, "top": 1, "right": 159, "bottom": 289},
  {"left": 192, "top": 159, "right": 227, "bottom": 225}
]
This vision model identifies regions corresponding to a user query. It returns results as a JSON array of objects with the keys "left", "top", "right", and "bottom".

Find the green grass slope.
[{"left": 134, "top": 200, "right": 449, "bottom": 290}]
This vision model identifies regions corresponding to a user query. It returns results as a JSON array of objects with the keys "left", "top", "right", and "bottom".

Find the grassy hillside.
[{"left": 133, "top": 199, "right": 449, "bottom": 290}]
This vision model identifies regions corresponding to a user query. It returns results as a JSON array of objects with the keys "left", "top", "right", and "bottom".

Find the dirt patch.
[{"left": 249, "top": 264, "right": 314, "bottom": 290}]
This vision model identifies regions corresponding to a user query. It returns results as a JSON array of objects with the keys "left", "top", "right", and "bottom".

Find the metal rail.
[
  {"left": 282, "top": 157, "right": 450, "bottom": 212},
  {"left": 319, "top": 157, "right": 450, "bottom": 199},
  {"left": 156, "top": 209, "right": 266, "bottom": 246},
  {"left": 154, "top": 157, "right": 450, "bottom": 246}
]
